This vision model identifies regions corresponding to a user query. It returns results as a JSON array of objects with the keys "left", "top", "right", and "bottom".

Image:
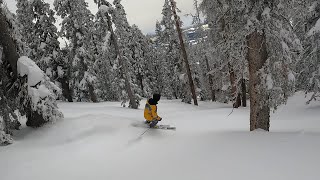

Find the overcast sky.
[{"left": 3, "top": 0, "right": 196, "bottom": 34}]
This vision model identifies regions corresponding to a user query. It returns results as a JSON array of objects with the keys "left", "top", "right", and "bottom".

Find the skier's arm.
[{"left": 151, "top": 105, "right": 161, "bottom": 120}]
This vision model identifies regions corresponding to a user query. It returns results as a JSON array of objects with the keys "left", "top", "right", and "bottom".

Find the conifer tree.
[
  {"left": 1, "top": 3, "right": 63, "bottom": 143},
  {"left": 110, "top": 0, "right": 140, "bottom": 108},
  {"left": 54, "top": 0, "right": 98, "bottom": 102},
  {"left": 129, "top": 25, "right": 155, "bottom": 97},
  {"left": 28, "top": 0, "right": 61, "bottom": 78},
  {"left": 201, "top": 0, "right": 301, "bottom": 131},
  {"left": 169, "top": 0, "right": 198, "bottom": 105},
  {"left": 16, "top": 0, "right": 33, "bottom": 53},
  {"left": 296, "top": 1, "right": 320, "bottom": 104},
  {"left": 158, "top": 0, "right": 184, "bottom": 100},
  {"left": 0, "top": 5, "right": 22, "bottom": 144},
  {"left": 93, "top": 0, "right": 119, "bottom": 101}
]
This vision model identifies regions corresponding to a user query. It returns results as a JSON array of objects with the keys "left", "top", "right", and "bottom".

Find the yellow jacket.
[{"left": 144, "top": 100, "right": 161, "bottom": 121}]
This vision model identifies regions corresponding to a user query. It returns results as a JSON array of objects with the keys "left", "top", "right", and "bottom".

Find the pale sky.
[{"left": 3, "top": 0, "right": 196, "bottom": 34}]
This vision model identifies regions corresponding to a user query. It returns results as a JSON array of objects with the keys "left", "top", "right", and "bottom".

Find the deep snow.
[{"left": 1, "top": 92, "right": 320, "bottom": 180}]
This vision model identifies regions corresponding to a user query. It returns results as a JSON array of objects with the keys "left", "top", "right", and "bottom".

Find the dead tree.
[{"left": 170, "top": 0, "right": 198, "bottom": 106}]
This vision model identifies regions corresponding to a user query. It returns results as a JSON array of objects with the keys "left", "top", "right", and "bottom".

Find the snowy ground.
[{"left": 1, "top": 92, "right": 320, "bottom": 180}]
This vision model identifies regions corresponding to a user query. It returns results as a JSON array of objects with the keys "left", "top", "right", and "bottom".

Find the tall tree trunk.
[
  {"left": 60, "top": 76, "right": 73, "bottom": 102},
  {"left": 88, "top": 83, "right": 98, "bottom": 102},
  {"left": 170, "top": 0, "right": 198, "bottom": 106},
  {"left": 205, "top": 56, "right": 215, "bottom": 101},
  {"left": 0, "top": 8, "right": 18, "bottom": 79},
  {"left": 247, "top": 30, "right": 270, "bottom": 131},
  {"left": 229, "top": 63, "right": 241, "bottom": 108},
  {"left": 104, "top": 3, "right": 138, "bottom": 109},
  {"left": 137, "top": 73, "right": 144, "bottom": 94},
  {"left": 241, "top": 78, "right": 247, "bottom": 107},
  {"left": 0, "top": 8, "right": 21, "bottom": 129}
]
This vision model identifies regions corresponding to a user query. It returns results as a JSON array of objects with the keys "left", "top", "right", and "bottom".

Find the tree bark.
[
  {"left": 170, "top": 0, "right": 198, "bottom": 106},
  {"left": 88, "top": 83, "right": 98, "bottom": 102},
  {"left": 247, "top": 30, "right": 270, "bottom": 131},
  {"left": 205, "top": 56, "right": 215, "bottom": 101},
  {"left": 241, "top": 78, "right": 247, "bottom": 107},
  {"left": 58, "top": 49, "right": 73, "bottom": 102},
  {"left": 0, "top": 8, "right": 18, "bottom": 79},
  {"left": 229, "top": 63, "right": 241, "bottom": 108},
  {"left": 137, "top": 73, "right": 144, "bottom": 94},
  {"left": 59, "top": 76, "right": 73, "bottom": 102}
]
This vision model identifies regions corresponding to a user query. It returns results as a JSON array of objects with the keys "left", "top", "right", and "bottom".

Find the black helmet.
[{"left": 153, "top": 94, "right": 161, "bottom": 102}]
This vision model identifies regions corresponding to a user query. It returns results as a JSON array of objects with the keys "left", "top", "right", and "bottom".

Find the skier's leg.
[{"left": 149, "top": 120, "right": 158, "bottom": 128}]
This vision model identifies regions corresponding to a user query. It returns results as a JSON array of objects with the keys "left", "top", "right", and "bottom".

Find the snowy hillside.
[{"left": 1, "top": 92, "right": 320, "bottom": 180}]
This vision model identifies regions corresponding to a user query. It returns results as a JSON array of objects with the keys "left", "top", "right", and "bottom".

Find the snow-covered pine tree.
[
  {"left": 188, "top": 42, "right": 210, "bottom": 101},
  {"left": 187, "top": 0, "right": 216, "bottom": 102},
  {"left": 0, "top": 4, "right": 22, "bottom": 144},
  {"left": 27, "top": 0, "right": 62, "bottom": 79},
  {"left": 17, "top": 0, "right": 73, "bottom": 102},
  {"left": 1, "top": 3, "right": 63, "bottom": 138},
  {"left": 200, "top": 0, "right": 248, "bottom": 107},
  {"left": 109, "top": 0, "right": 140, "bottom": 108},
  {"left": 129, "top": 24, "right": 154, "bottom": 97},
  {"left": 201, "top": 0, "right": 301, "bottom": 131},
  {"left": 92, "top": 0, "right": 120, "bottom": 101},
  {"left": 16, "top": 0, "right": 33, "bottom": 55},
  {"left": 17, "top": 56, "right": 64, "bottom": 127},
  {"left": 54, "top": 0, "right": 98, "bottom": 102},
  {"left": 150, "top": 21, "right": 168, "bottom": 95},
  {"left": 158, "top": 0, "right": 185, "bottom": 100},
  {"left": 297, "top": 1, "right": 320, "bottom": 104}
]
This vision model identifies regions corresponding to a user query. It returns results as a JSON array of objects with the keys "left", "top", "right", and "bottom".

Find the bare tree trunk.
[
  {"left": 205, "top": 56, "right": 215, "bottom": 101},
  {"left": 170, "top": 0, "right": 198, "bottom": 106},
  {"left": 58, "top": 49, "right": 73, "bottom": 102},
  {"left": 103, "top": 3, "right": 138, "bottom": 109},
  {"left": 60, "top": 76, "right": 73, "bottom": 102},
  {"left": 247, "top": 30, "right": 270, "bottom": 131},
  {"left": 137, "top": 73, "right": 144, "bottom": 94},
  {"left": 241, "top": 78, "right": 247, "bottom": 107},
  {"left": 228, "top": 63, "right": 241, "bottom": 108},
  {"left": 88, "top": 83, "right": 98, "bottom": 102}
]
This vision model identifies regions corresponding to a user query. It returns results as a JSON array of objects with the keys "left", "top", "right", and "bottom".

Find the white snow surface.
[
  {"left": 99, "top": 5, "right": 110, "bottom": 13},
  {"left": 1, "top": 92, "right": 320, "bottom": 180}
]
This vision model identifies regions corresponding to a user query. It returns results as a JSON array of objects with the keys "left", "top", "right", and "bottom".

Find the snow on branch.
[
  {"left": 307, "top": 18, "right": 320, "bottom": 36},
  {"left": 17, "top": 56, "right": 63, "bottom": 124}
]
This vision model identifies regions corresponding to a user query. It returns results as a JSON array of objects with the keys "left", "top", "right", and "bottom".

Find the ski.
[
  {"left": 153, "top": 125, "right": 176, "bottom": 130},
  {"left": 131, "top": 122, "right": 176, "bottom": 131}
]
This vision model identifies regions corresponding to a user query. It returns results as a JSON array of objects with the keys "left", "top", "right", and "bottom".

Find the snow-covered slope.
[{"left": 1, "top": 92, "right": 320, "bottom": 180}]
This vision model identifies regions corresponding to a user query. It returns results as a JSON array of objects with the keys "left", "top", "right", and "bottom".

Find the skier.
[{"left": 144, "top": 93, "right": 162, "bottom": 128}]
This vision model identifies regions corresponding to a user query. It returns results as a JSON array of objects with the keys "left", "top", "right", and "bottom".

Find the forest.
[{"left": 0, "top": 0, "right": 319, "bottom": 145}]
